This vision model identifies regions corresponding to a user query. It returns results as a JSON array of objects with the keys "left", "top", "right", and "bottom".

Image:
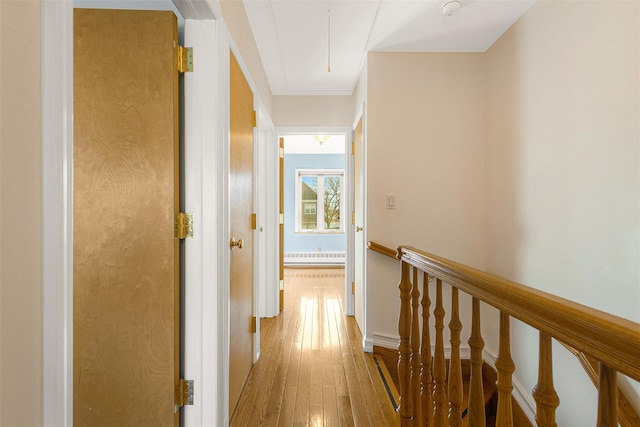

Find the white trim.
[
  {"left": 215, "top": 22, "right": 232, "bottom": 426},
  {"left": 256, "top": 105, "right": 279, "bottom": 318},
  {"left": 42, "top": 0, "right": 74, "bottom": 425},
  {"left": 371, "top": 332, "right": 399, "bottom": 350},
  {"left": 352, "top": 104, "right": 366, "bottom": 337},
  {"left": 363, "top": 337, "right": 374, "bottom": 353},
  {"left": 173, "top": 0, "right": 218, "bottom": 20},
  {"left": 183, "top": 18, "right": 221, "bottom": 427}
]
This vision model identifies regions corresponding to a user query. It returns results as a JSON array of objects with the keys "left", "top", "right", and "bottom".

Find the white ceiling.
[{"left": 244, "top": 0, "right": 536, "bottom": 96}]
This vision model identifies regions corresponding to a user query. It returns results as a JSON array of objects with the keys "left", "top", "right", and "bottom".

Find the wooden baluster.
[
  {"left": 495, "top": 312, "right": 515, "bottom": 427},
  {"left": 420, "top": 273, "right": 433, "bottom": 427},
  {"left": 596, "top": 364, "right": 618, "bottom": 427},
  {"left": 448, "top": 287, "right": 463, "bottom": 427},
  {"left": 433, "top": 279, "right": 448, "bottom": 427},
  {"left": 532, "top": 333, "right": 559, "bottom": 427},
  {"left": 467, "top": 297, "right": 485, "bottom": 427},
  {"left": 398, "top": 261, "right": 413, "bottom": 426},
  {"left": 410, "top": 267, "right": 422, "bottom": 425}
]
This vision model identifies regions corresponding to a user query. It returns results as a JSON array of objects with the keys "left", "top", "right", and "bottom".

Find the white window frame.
[{"left": 295, "top": 169, "right": 345, "bottom": 233}]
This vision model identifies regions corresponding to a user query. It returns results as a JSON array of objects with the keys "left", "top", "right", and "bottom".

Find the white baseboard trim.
[
  {"left": 284, "top": 251, "right": 345, "bottom": 265},
  {"left": 371, "top": 332, "right": 399, "bottom": 350},
  {"left": 362, "top": 336, "right": 374, "bottom": 353}
]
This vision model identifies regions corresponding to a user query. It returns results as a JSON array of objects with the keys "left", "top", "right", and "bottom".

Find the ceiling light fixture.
[
  {"left": 314, "top": 135, "right": 329, "bottom": 145},
  {"left": 441, "top": 0, "right": 462, "bottom": 16},
  {"left": 327, "top": 8, "right": 331, "bottom": 72}
]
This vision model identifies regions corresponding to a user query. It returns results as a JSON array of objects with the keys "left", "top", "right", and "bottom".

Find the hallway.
[{"left": 230, "top": 268, "right": 399, "bottom": 426}]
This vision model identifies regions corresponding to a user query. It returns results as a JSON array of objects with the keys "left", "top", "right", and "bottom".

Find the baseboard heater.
[{"left": 284, "top": 251, "right": 345, "bottom": 265}]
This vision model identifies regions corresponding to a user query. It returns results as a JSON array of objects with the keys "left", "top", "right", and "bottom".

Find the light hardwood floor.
[{"left": 230, "top": 267, "right": 399, "bottom": 426}]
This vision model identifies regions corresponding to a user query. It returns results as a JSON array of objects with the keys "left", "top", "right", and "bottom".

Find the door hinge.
[
  {"left": 252, "top": 213, "right": 257, "bottom": 230},
  {"left": 175, "top": 213, "right": 193, "bottom": 239},
  {"left": 252, "top": 110, "right": 257, "bottom": 127},
  {"left": 352, "top": 282, "right": 355, "bottom": 295},
  {"left": 279, "top": 147, "right": 285, "bottom": 159},
  {"left": 351, "top": 142, "right": 355, "bottom": 155},
  {"left": 176, "top": 46, "right": 193, "bottom": 73},
  {"left": 250, "top": 316, "right": 257, "bottom": 333},
  {"left": 279, "top": 213, "right": 284, "bottom": 225},
  {"left": 279, "top": 279, "right": 284, "bottom": 290},
  {"left": 176, "top": 379, "right": 194, "bottom": 407},
  {"left": 351, "top": 212, "right": 355, "bottom": 225}
]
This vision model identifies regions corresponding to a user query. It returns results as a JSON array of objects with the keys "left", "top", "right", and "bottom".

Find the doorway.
[{"left": 278, "top": 132, "right": 352, "bottom": 316}]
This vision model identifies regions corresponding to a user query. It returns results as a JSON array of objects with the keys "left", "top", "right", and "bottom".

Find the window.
[{"left": 296, "top": 169, "right": 344, "bottom": 233}]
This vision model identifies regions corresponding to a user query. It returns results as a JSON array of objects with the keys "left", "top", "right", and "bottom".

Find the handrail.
[
  {"left": 397, "top": 245, "right": 640, "bottom": 382},
  {"left": 372, "top": 239, "right": 639, "bottom": 424},
  {"left": 367, "top": 241, "right": 398, "bottom": 259},
  {"left": 393, "top": 245, "right": 640, "bottom": 426},
  {"left": 561, "top": 342, "right": 640, "bottom": 427}
]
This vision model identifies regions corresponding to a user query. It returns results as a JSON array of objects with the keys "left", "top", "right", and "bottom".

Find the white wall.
[
  {"left": 362, "top": 1, "right": 639, "bottom": 423},
  {"left": 485, "top": 1, "right": 640, "bottom": 423},
  {"left": 273, "top": 95, "right": 354, "bottom": 127},
  {"left": 219, "top": 0, "right": 273, "bottom": 116},
  {"left": 365, "top": 52, "right": 487, "bottom": 347},
  {"left": 0, "top": 1, "right": 43, "bottom": 425}
]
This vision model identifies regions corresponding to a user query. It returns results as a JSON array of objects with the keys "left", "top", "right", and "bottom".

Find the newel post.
[{"left": 398, "top": 259, "right": 413, "bottom": 425}]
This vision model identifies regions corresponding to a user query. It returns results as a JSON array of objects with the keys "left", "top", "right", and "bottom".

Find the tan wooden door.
[
  {"left": 353, "top": 118, "right": 365, "bottom": 330},
  {"left": 229, "top": 51, "right": 255, "bottom": 418},
  {"left": 73, "top": 9, "right": 180, "bottom": 427}
]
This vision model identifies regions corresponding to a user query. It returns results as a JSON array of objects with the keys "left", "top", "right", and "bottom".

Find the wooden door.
[
  {"left": 229, "top": 51, "right": 255, "bottom": 418},
  {"left": 353, "top": 118, "right": 365, "bottom": 330},
  {"left": 73, "top": 9, "right": 180, "bottom": 427}
]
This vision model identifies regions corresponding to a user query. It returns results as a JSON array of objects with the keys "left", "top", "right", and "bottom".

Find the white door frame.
[
  {"left": 255, "top": 107, "right": 279, "bottom": 319},
  {"left": 351, "top": 104, "right": 370, "bottom": 352},
  {"left": 42, "top": 1, "right": 271, "bottom": 425},
  {"left": 276, "top": 127, "right": 354, "bottom": 316}
]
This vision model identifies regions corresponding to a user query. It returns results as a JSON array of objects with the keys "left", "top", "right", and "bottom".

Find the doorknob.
[
  {"left": 356, "top": 226, "right": 363, "bottom": 232},
  {"left": 230, "top": 237, "right": 244, "bottom": 250}
]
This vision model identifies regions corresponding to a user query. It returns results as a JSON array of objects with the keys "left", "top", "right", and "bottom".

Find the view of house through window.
[
  {"left": 283, "top": 134, "right": 347, "bottom": 265},
  {"left": 298, "top": 171, "right": 343, "bottom": 232}
]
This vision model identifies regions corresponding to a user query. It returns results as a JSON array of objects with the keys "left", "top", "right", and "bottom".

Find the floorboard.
[{"left": 231, "top": 267, "right": 399, "bottom": 426}]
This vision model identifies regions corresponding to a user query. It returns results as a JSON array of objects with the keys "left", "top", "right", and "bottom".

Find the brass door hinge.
[
  {"left": 176, "top": 46, "right": 193, "bottom": 73},
  {"left": 351, "top": 142, "right": 355, "bottom": 155},
  {"left": 351, "top": 212, "right": 355, "bottom": 225},
  {"left": 175, "top": 213, "right": 193, "bottom": 239},
  {"left": 352, "top": 282, "right": 355, "bottom": 295},
  {"left": 252, "top": 213, "right": 257, "bottom": 230},
  {"left": 250, "top": 316, "right": 257, "bottom": 333},
  {"left": 176, "top": 379, "right": 194, "bottom": 407},
  {"left": 252, "top": 110, "right": 257, "bottom": 127}
]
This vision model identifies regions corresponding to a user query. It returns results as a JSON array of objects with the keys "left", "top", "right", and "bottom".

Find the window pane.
[
  {"left": 300, "top": 176, "right": 317, "bottom": 230},
  {"left": 323, "top": 176, "right": 341, "bottom": 230}
]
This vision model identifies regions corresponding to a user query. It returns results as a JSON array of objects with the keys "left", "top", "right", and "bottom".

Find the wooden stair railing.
[
  {"left": 368, "top": 241, "right": 640, "bottom": 427},
  {"left": 560, "top": 342, "right": 640, "bottom": 427}
]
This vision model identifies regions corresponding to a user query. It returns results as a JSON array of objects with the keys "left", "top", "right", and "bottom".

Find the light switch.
[{"left": 386, "top": 195, "right": 395, "bottom": 210}]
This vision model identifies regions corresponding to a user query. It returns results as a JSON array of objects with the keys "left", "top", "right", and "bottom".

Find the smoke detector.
[{"left": 441, "top": 0, "right": 462, "bottom": 16}]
